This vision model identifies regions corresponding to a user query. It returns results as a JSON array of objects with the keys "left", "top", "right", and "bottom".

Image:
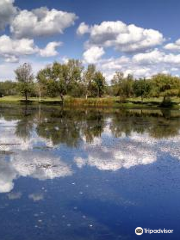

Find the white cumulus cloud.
[
  {"left": 79, "top": 21, "right": 164, "bottom": 53},
  {"left": 77, "top": 22, "right": 90, "bottom": 36},
  {"left": 0, "top": 35, "right": 38, "bottom": 62},
  {"left": 0, "top": 0, "right": 17, "bottom": 30},
  {"left": 92, "top": 49, "right": 180, "bottom": 82},
  {"left": 164, "top": 39, "right": 180, "bottom": 51},
  {"left": 0, "top": 35, "right": 64, "bottom": 63},
  {"left": 39, "top": 41, "right": 62, "bottom": 57},
  {"left": 133, "top": 49, "right": 164, "bottom": 65},
  {"left": 10, "top": 7, "right": 78, "bottom": 38},
  {"left": 83, "top": 46, "right": 105, "bottom": 64},
  {"left": 133, "top": 49, "right": 180, "bottom": 65}
]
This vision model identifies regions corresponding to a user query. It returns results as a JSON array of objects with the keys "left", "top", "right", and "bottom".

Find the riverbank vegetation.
[{"left": 0, "top": 60, "right": 180, "bottom": 107}]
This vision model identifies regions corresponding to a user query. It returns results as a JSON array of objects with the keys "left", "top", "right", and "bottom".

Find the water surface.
[{"left": 0, "top": 104, "right": 180, "bottom": 239}]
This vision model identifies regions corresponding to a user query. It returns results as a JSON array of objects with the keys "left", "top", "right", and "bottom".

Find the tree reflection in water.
[
  {"left": 1, "top": 104, "right": 180, "bottom": 146},
  {"left": 1, "top": 104, "right": 180, "bottom": 240}
]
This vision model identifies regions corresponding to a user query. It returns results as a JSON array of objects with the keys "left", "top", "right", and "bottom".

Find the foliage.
[
  {"left": 0, "top": 81, "right": 18, "bottom": 97},
  {"left": 37, "top": 60, "right": 84, "bottom": 103},
  {"left": 1, "top": 61, "right": 180, "bottom": 104},
  {"left": 14, "top": 63, "right": 34, "bottom": 101},
  {"left": 133, "top": 78, "right": 151, "bottom": 100},
  {"left": 83, "top": 64, "right": 96, "bottom": 98},
  {"left": 91, "top": 71, "right": 106, "bottom": 97},
  {"left": 111, "top": 72, "right": 133, "bottom": 101},
  {"left": 151, "top": 74, "right": 180, "bottom": 97}
]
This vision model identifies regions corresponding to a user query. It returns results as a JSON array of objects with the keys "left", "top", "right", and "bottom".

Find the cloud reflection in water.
[{"left": 1, "top": 108, "right": 180, "bottom": 194}]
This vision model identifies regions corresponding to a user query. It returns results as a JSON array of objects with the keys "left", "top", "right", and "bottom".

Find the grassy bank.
[{"left": 0, "top": 96, "right": 180, "bottom": 108}]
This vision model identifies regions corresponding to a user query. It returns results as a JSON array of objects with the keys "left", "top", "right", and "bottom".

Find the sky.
[{"left": 1, "top": 0, "right": 180, "bottom": 82}]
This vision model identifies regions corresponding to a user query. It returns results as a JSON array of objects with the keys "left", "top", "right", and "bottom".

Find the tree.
[
  {"left": 62, "top": 59, "right": 84, "bottom": 98},
  {"left": 0, "top": 81, "right": 18, "bottom": 97},
  {"left": 37, "top": 60, "right": 84, "bottom": 103},
  {"left": 36, "top": 66, "right": 50, "bottom": 101},
  {"left": 133, "top": 78, "right": 151, "bottom": 101},
  {"left": 92, "top": 71, "right": 106, "bottom": 97},
  {"left": 83, "top": 64, "right": 96, "bottom": 99},
  {"left": 52, "top": 62, "right": 67, "bottom": 102},
  {"left": 111, "top": 72, "right": 133, "bottom": 101},
  {"left": 150, "top": 74, "right": 180, "bottom": 102},
  {"left": 37, "top": 63, "right": 67, "bottom": 103},
  {"left": 15, "top": 63, "right": 34, "bottom": 101}
]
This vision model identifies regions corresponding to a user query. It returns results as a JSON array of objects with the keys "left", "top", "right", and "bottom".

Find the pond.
[{"left": 0, "top": 104, "right": 180, "bottom": 240}]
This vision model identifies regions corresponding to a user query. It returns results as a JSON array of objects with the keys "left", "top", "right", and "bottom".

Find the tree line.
[{"left": 0, "top": 60, "right": 180, "bottom": 102}]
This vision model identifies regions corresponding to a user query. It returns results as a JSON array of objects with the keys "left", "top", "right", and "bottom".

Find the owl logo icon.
[{"left": 135, "top": 227, "right": 143, "bottom": 235}]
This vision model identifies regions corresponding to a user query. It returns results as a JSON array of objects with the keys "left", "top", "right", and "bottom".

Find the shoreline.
[{"left": 0, "top": 96, "right": 180, "bottom": 109}]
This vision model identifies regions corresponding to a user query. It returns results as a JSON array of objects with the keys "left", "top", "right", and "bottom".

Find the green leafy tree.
[
  {"left": 83, "top": 64, "right": 96, "bottom": 98},
  {"left": 36, "top": 66, "right": 53, "bottom": 100},
  {"left": 37, "top": 60, "right": 84, "bottom": 103},
  {"left": 64, "top": 59, "right": 84, "bottom": 97},
  {"left": 133, "top": 78, "right": 151, "bottom": 101},
  {"left": 92, "top": 71, "right": 106, "bottom": 97},
  {"left": 0, "top": 81, "right": 18, "bottom": 97},
  {"left": 111, "top": 72, "right": 133, "bottom": 101},
  {"left": 151, "top": 74, "right": 180, "bottom": 97},
  {"left": 15, "top": 63, "right": 34, "bottom": 101}
]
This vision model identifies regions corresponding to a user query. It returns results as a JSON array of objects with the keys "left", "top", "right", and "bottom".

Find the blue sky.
[{"left": 1, "top": 0, "right": 180, "bottom": 81}]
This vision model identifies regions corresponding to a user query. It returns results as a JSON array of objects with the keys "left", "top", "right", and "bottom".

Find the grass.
[
  {"left": 0, "top": 96, "right": 62, "bottom": 103},
  {"left": 0, "top": 95, "right": 180, "bottom": 109}
]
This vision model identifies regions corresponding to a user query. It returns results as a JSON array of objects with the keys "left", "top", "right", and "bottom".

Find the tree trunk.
[
  {"left": 39, "top": 87, "right": 42, "bottom": 102},
  {"left": 60, "top": 93, "right": 64, "bottom": 104},
  {"left": 25, "top": 92, "right": 28, "bottom": 101},
  {"left": 85, "top": 88, "right": 88, "bottom": 99}
]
